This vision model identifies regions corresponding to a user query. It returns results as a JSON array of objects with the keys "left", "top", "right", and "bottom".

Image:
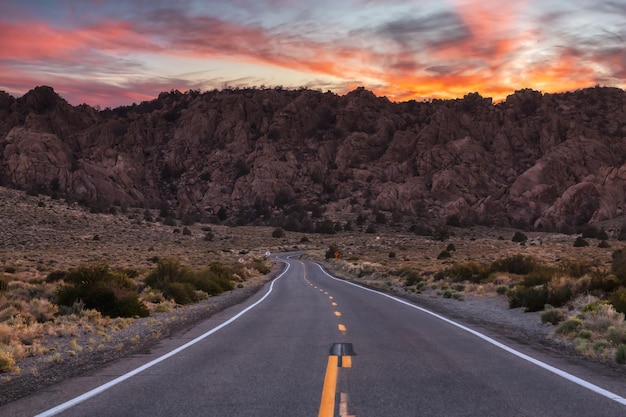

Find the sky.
[{"left": 0, "top": 0, "right": 625, "bottom": 108}]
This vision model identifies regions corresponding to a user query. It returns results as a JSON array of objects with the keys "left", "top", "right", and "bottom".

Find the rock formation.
[{"left": 1, "top": 85, "right": 625, "bottom": 231}]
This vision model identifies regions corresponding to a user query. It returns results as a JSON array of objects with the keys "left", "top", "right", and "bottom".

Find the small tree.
[{"left": 272, "top": 228, "right": 285, "bottom": 238}]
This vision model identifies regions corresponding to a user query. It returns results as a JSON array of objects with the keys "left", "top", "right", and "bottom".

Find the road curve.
[{"left": 2, "top": 253, "right": 626, "bottom": 416}]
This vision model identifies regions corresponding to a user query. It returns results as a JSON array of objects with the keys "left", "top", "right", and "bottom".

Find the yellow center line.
[
  {"left": 334, "top": 311, "right": 342, "bottom": 317},
  {"left": 338, "top": 324, "right": 347, "bottom": 332},
  {"left": 332, "top": 302, "right": 337, "bottom": 306},
  {"left": 329, "top": 296, "right": 334, "bottom": 300},
  {"left": 318, "top": 355, "right": 339, "bottom": 417},
  {"left": 339, "top": 392, "right": 355, "bottom": 417},
  {"left": 341, "top": 355, "right": 352, "bottom": 368}
]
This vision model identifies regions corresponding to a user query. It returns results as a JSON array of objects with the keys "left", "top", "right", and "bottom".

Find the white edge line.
[
  {"left": 35, "top": 261, "right": 291, "bottom": 417},
  {"left": 315, "top": 263, "right": 626, "bottom": 406}
]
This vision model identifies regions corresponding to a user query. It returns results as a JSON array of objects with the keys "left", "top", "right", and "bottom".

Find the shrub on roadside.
[
  {"left": 56, "top": 264, "right": 149, "bottom": 318},
  {"left": 610, "top": 287, "right": 626, "bottom": 314},
  {"left": 507, "top": 286, "right": 548, "bottom": 312},
  {"left": 616, "top": 345, "right": 626, "bottom": 364},
  {"left": 447, "top": 262, "right": 487, "bottom": 283},
  {"left": 541, "top": 308, "right": 566, "bottom": 325},
  {"left": 0, "top": 350, "right": 16, "bottom": 373},
  {"left": 400, "top": 269, "right": 422, "bottom": 286},
  {"left": 583, "top": 304, "right": 625, "bottom": 333},
  {"left": 556, "top": 318, "right": 583, "bottom": 336},
  {"left": 490, "top": 255, "right": 535, "bottom": 275},
  {"left": 144, "top": 259, "right": 235, "bottom": 304}
]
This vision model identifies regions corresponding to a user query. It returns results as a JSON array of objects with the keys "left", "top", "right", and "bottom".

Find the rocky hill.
[{"left": 1, "top": 85, "right": 626, "bottom": 231}]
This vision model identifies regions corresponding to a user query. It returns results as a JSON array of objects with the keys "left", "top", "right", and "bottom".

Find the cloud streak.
[{"left": 0, "top": 0, "right": 623, "bottom": 107}]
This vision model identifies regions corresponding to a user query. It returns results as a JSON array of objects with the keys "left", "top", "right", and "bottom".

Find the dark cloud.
[{"left": 375, "top": 12, "right": 471, "bottom": 49}]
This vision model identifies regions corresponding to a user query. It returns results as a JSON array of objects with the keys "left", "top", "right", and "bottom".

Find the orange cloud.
[{"left": 1, "top": 4, "right": 621, "bottom": 108}]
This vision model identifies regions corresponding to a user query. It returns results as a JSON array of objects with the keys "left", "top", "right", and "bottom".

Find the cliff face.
[{"left": 1, "top": 85, "right": 625, "bottom": 230}]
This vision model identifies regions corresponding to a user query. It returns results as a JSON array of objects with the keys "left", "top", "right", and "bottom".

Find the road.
[{"left": 3, "top": 253, "right": 626, "bottom": 416}]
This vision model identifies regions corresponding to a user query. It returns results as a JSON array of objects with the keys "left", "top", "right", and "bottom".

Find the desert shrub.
[
  {"left": 556, "top": 318, "right": 583, "bottom": 335},
  {"left": 581, "top": 299, "right": 610, "bottom": 313},
  {"left": 194, "top": 265, "right": 235, "bottom": 295},
  {"left": 145, "top": 259, "right": 235, "bottom": 304},
  {"left": 45, "top": 270, "right": 67, "bottom": 283},
  {"left": 0, "top": 350, "right": 15, "bottom": 373},
  {"left": 447, "top": 262, "right": 487, "bottom": 283},
  {"left": 250, "top": 259, "right": 271, "bottom": 275},
  {"left": 562, "top": 260, "right": 593, "bottom": 278},
  {"left": 607, "top": 326, "right": 626, "bottom": 345},
  {"left": 409, "top": 224, "right": 432, "bottom": 236},
  {"left": 28, "top": 298, "right": 58, "bottom": 323},
  {"left": 490, "top": 255, "right": 535, "bottom": 275},
  {"left": 598, "top": 240, "right": 611, "bottom": 248},
  {"left": 325, "top": 244, "right": 340, "bottom": 259},
  {"left": 541, "top": 308, "right": 566, "bottom": 325},
  {"left": 580, "top": 224, "right": 599, "bottom": 239},
  {"left": 182, "top": 227, "right": 192, "bottom": 236},
  {"left": 162, "top": 282, "right": 198, "bottom": 304},
  {"left": 616, "top": 345, "right": 626, "bottom": 364},
  {"left": 583, "top": 304, "right": 625, "bottom": 333},
  {"left": 400, "top": 270, "right": 422, "bottom": 286},
  {"left": 144, "top": 259, "right": 190, "bottom": 288},
  {"left": 611, "top": 249, "right": 626, "bottom": 284},
  {"left": 437, "top": 250, "right": 451, "bottom": 260},
  {"left": 507, "top": 286, "right": 548, "bottom": 312},
  {"left": 582, "top": 273, "right": 620, "bottom": 294},
  {"left": 573, "top": 237, "right": 589, "bottom": 247},
  {"left": 365, "top": 224, "right": 377, "bottom": 234},
  {"left": 512, "top": 231, "right": 528, "bottom": 243},
  {"left": 446, "top": 243, "right": 456, "bottom": 252},
  {"left": 432, "top": 225, "right": 449, "bottom": 241},
  {"left": 56, "top": 264, "right": 148, "bottom": 318},
  {"left": 0, "top": 277, "right": 8, "bottom": 293},
  {"left": 272, "top": 227, "right": 285, "bottom": 238},
  {"left": 610, "top": 287, "right": 626, "bottom": 314},
  {"left": 546, "top": 277, "right": 575, "bottom": 307},
  {"left": 520, "top": 265, "right": 556, "bottom": 287}
]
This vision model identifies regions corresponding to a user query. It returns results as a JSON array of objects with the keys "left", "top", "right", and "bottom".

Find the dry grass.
[{"left": 0, "top": 186, "right": 279, "bottom": 374}]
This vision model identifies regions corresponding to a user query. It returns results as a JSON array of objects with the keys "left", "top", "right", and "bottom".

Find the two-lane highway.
[{"left": 2, "top": 254, "right": 626, "bottom": 416}]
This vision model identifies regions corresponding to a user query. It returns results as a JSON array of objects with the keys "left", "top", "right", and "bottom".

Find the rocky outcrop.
[{"left": 1, "top": 85, "right": 626, "bottom": 230}]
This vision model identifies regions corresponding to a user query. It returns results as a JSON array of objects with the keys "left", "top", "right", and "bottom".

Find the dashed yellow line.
[
  {"left": 341, "top": 355, "right": 352, "bottom": 368},
  {"left": 332, "top": 302, "right": 337, "bottom": 306},
  {"left": 334, "top": 311, "right": 342, "bottom": 317},
  {"left": 338, "top": 324, "right": 347, "bottom": 332}
]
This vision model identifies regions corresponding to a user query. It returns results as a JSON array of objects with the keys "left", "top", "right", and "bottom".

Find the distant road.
[{"left": 3, "top": 254, "right": 626, "bottom": 416}]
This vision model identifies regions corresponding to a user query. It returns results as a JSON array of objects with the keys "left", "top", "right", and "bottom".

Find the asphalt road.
[{"left": 3, "top": 254, "right": 626, "bottom": 416}]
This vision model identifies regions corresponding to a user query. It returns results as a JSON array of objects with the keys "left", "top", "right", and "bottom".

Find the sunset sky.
[{"left": 1, "top": 0, "right": 624, "bottom": 108}]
